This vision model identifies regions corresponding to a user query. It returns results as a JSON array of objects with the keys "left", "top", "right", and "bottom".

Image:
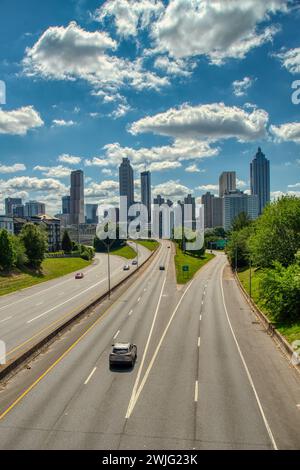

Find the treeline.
[
  {"left": 226, "top": 196, "right": 300, "bottom": 323},
  {"left": 61, "top": 230, "right": 95, "bottom": 261}
]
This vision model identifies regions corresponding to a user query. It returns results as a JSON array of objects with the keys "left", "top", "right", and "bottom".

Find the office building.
[
  {"left": 219, "top": 171, "right": 236, "bottom": 197},
  {"left": 119, "top": 158, "right": 134, "bottom": 211},
  {"left": 250, "top": 147, "right": 270, "bottom": 214},
  {"left": 0, "top": 215, "right": 14, "bottom": 234},
  {"left": 70, "top": 170, "right": 85, "bottom": 225},
  {"left": 141, "top": 171, "right": 151, "bottom": 223},
  {"left": 62, "top": 195, "right": 71, "bottom": 215},
  {"left": 184, "top": 194, "right": 196, "bottom": 230},
  {"left": 223, "top": 190, "right": 258, "bottom": 231},
  {"left": 85, "top": 204, "right": 98, "bottom": 224},
  {"left": 201, "top": 192, "right": 223, "bottom": 228},
  {"left": 212, "top": 196, "right": 223, "bottom": 228},
  {"left": 24, "top": 200, "right": 46, "bottom": 217},
  {"left": 5, "top": 197, "right": 22, "bottom": 217}
]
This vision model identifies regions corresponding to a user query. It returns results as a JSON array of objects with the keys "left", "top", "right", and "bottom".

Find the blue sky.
[{"left": 0, "top": 0, "right": 300, "bottom": 214}]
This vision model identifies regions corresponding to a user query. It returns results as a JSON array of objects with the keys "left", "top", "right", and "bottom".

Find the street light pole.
[
  {"left": 235, "top": 245, "right": 238, "bottom": 273},
  {"left": 136, "top": 240, "right": 139, "bottom": 267},
  {"left": 107, "top": 239, "right": 111, "bottom": 300},
  {"left": 249, "top": 256, "right": 252, "bottom": 299}
]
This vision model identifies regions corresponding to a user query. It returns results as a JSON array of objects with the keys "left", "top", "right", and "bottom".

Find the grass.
[
  {"left": 135, "top": 239, "right": 159, "bottom": 252},
  {"left": 175, "top": 246, "right": 214, "bottom": 284},
  {"left": 0, "top": 257, "right": 92, "bottom": 297},
  {"left": 238, "top": 268, "right": 300, "bottom": 344},
  {"left": 110, "top": 244, "right": 137, "bottom": 259}
]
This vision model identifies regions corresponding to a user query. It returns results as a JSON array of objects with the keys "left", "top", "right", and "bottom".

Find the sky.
[{"left": 0, "top": 0, "right": 300, "bottom": 215}]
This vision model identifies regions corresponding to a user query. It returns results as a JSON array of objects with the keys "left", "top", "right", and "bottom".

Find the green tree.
[
  {"left": 231, "top": 212, "right": 252, "bottom": 232},
  {"left": 11, "top": 235, "right": 27, "bottom": 268},
  {"left": 61, "top": 230, "right": 72, "bottom": 253},
  {"left": 0, "top": 229, "right": 15, "bottom": 272},
  {"left": 249, "top": 196, "right": 300, "bottom": 267},
  {"left": 226, "top": 225, "right": 252, "bottom": 268},
  {"left": 20, "top": 223, "right": 48, "bottom": 270}
]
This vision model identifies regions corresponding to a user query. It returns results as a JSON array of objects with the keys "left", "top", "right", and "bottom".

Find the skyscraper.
[
  {"left": 201, "top": 192, "right": 223, "bottom": 228},
  {"left": 85, "top": 204, "right": 98, "bottom": 224},
  {"left": 223, "top": 190, "right": 258, "bottom": 231},
  {"left": 70, "top": 170, "right": 84, "bottom": 225},
  {"left": 5, "top": 197, "right": 22, "bottom": 217},
  {"left": 141, "top": 171, "right": 151, "bottom": 223},
  {"left": 184, "top": 194, "right": 196, "bottom": 230},
  {"left": 219, "top": 171, "right": 236, "bottom": 197},
  {"left": 250, "top": 147, "right": 270, "bottom": 214},
  {"left": 62, "top": 195, "right": 71, "bottom": 215},
  {"left": 119, "top": 158, "right": 134, "bottom": 211},
  {"left": 24, "top": 201, "right": 46, "bottom": 217}
]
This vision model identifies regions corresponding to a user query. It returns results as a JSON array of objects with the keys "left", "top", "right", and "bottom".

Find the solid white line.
[
  {"left": 137, "top": 297, "right": 141, "bottom": 303},
  {"left": 198, "top": 337, "right": 201, "bottom": 347},
  {"left": 199, "top": 314, "right": 202, "bottom": 321},
  {"left": 220, "top": 263, "right": 278, "bottom": 450},
  {"left": 194, "top": 381, "right": 199, "bottom": 402},
  {"left": 113, "top": 330, "right": 120, "bottom": 340},
  {"left": 84, "top": 367, "right": 97, "bottom": 385},
  {"left": 128, "top": 309, "right": 133, "bottom": 316},
  {"left": 0, "top": 316, "right": 12, "bottom": 323},
  {"left": 125, "top": 248, "right": 171, "bottom": 419}
]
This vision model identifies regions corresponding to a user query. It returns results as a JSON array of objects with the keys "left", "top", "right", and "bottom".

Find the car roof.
[{"left": 113, "top": 342, "right": 130, "bottom": 349}]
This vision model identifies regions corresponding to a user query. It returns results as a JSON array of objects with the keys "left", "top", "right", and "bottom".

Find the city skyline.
[{"left": 0, "top": 1, "right": 300, "bottom": 216}]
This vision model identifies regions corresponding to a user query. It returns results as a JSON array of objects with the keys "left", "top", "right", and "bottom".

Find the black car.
[
  {"left": 109, "top": 343, "right": 137, "bottom": 368},
  {"left": 159, "top": 265, "right": 165, "bottom": 271}
]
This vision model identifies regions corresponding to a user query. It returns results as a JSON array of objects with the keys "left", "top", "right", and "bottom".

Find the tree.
[
  {"left": 231, "top": 212, "right": 252, "bottom": 232},
  {"left": 20, "top": 223, "right": 47, "bottom": 270},
  {"left": 213, "top": 227, "right": 226, "bottom": 238},
  {"left": 11, "top": 235, "right": 27, "bottom": 268},
  {"left": 249, "top": 196, "right": 300, "bottom": 268},
  {"left": 0, "top": 229, "right": 15, "bottom": 272},
  {"left": 61, "top": 230, "right": 72, "bottom": 253},
  {"left": 226, "top": 225, "right": 252, "bottom": 268}
]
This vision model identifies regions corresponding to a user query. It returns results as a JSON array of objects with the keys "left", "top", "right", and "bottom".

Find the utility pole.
[
  {"left": 249, "top": 256, "right": 252, "bottom": 299},
  {"left": 235, "top": 245, "right": 238, "bottom": 273},
  {"left": 136, "top": 240, "right": 139, "bottom": 267},
  {"left": 107, "top": 239, "right": 111, "bottom": 300}
]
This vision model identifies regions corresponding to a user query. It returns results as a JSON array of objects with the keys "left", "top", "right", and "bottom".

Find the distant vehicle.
[
  {"left": 132, "top": 259, "right": 138, "bottom": 265},
  {"left": 109, "top": 343, "right": 137, "bottom": 368},
  {"left": 123, "top": 265, "right": 130, "bottom": 271},
  {"left": 159, "top": 265, "right": 165, "bottom": 271},
  {"left": 168, "top": 246, "right": 171, "bottom": 248},
  {"left": 75, "top": 272, "right": 84, "bottom": 279}
]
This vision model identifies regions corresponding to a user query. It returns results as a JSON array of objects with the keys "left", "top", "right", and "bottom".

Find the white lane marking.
[
  {"left": 128, "top": 309, "right": 133, "bottom": 316},
  {"left": 127, "top": 271, "right": 195, "bottom": 418},
  {"left": 199, "top": 314, "right": 202, "bottom": 321},
  {"left": 126, "top": 248, "right": 171, "bottom": 419},
  {"left": 84, "top": 367, "right": 97, "bottom": 385},
  {"left": 220, "top": 264, "right": 278, "bottom": 451},
  {"left": 36, "top": 302, "right": 43, "bottom": 306},
  {"left": 26, "top": 267, "right": 121, "bottom": 324},
  {"left": 0, "top": 316, "right": 12, "bottom": 323},
  {"left": 198, "top": 337, "right": 201, "bottom": 347},
  {"left": 113, "top": 330, "right": 120, "bottom": 340},
  {"left": 201, "top": 300, "right": 204, "bottom": 305},
  {"left": 194, "top": 381, "right": 199, "bottom": 402},
  {"left": 144, "top": 288, "right": 147, "bottom": 292},
  {"left": 137, "top": 297, "right": 141, "bottom": 303}
]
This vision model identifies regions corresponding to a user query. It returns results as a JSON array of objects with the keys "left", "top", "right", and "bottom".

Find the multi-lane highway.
[
  {"left": 0, "top": 242, "right": 150, "bottom": 364},
  {"left": 0, "top": 242, "right": 299, "bottom": 450}
]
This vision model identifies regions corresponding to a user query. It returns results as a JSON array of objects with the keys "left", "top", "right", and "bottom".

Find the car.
[
  {"left": 159, "top": 265, "right": 165, "bottom": 271},
  {"left": 132, "top": 259, "right": 138, "bottom": 265},
  {"left": 168, "top": 246, "right": 171, "bottom": 249},
  {"left": 109, "top": 343, "right": 137, "bottom": 368},
  {"left": 123, "top": 265, "right": 130, "bottom": 271},
  {"left": 75, "top": 272, "right": 84, "bottom": 279}
]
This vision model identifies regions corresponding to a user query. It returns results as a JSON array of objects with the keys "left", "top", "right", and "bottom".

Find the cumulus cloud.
[
  {"left": 23, "top": 22, "right": 169, "bottom": 95},
  {"left": 151, "top": 0, "right": 287, "bottom": 63},
  {"left": 153, "top": 179, "right": 191, "bottom": 200},
  {"left": 0, "top": 106, "right": 44, "bottom": 135},
  {"left": 52, "top": 119, "right": 76, "bottom": 127},
  {"left": 270, "top": 122, "right": 300, "bottom": 143},
  {"left": 110, "top": 103, "right": 132, "bottom": 119},
  {"left": 197, "top": 184, "right": 218, "bottom": 192},
  {"left": 58, "top": 154, "right": 82, "bottom": 164},
  {"left": 153, "top": 55, "right": 194, "bottom": 76},
  {"left": 95, "top": 0, "right": 164, "bottom": 38},
  {"left": 275, "top": 47, "right": 300, "bottom": 74},
  {"left": 130, "top": 102, "right": 269, "bottom": 142},
  {"left": 0, "top": 163, "right": 26, "bottom": 174},
  {"left": 185, "top": 164, "right": 204, "bottom": 173},
  {"left": 34, "top": 165, "right": 72, "bottom": 178},
  {"left": 0, "top": 176, "right": 67, "bottom": 193},
  {"left": 136, "top": 161, "right": 182, "bottom": 172},
  {"left": 85, "top": 180, "right": 119, "bottom": 198},
  {"left": 232, "top": 76, "right": 255, "bottom": 96}
]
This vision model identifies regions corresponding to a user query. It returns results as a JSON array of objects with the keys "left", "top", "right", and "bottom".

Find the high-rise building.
[
  {"left": 223, "top": 190, "right": 258, "bottom": 231},
  {"left": 119, "top": 158, "right": 134, "bottom": 211},
  {"left": 85, "top": 204, "right": 98, "bottom": 224},
  {"left": 5, "top": 197, "right": 22, "bottom": 216},
  {"left": 24, "top": 200, "right": 46, "bottom": 217},
  {"left": 70, "top": 170, "right": 84, "bottom": 225},
  {"left": 219, "top": 171, "right": 236, "bottom": 197},
  {"left": 141, "top": 171, "right": 151, "bottom": 223},
  {"left": 201, "top": 192, "right": 223, "bottom": 228},
  {"left": 62, "top": 195, "right": 71, "bottom": 215},
  {"left": 184, "top": 194, "right": 196, "bottom": 230},
  {"left": 212, "top": 196, "right": 223, "bottom": 228},
  {"left": 250, "top": 147, "right": 270, "bottom": 214}
]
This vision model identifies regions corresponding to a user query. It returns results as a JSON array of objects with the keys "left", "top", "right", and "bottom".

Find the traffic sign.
[{"left": 182, "top": 265, "right": 189, "bottom": 272}]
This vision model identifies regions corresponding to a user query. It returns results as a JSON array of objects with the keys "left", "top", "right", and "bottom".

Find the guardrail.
[{"left": 0, "top": 243, "right": 161, "bottom": 381}]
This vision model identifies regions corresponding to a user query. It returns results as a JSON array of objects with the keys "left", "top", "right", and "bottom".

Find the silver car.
[{"left": 109, "top": 343, "right": 137, "bottom": 368}]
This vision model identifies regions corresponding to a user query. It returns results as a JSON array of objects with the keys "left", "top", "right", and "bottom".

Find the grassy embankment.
[
  {"left": 175, "top": 246, "right": 214, "bottom": 284},
  {"left": 110, "top": 244, "right": 137, "bottom": 259},
  {"left": 0, "top": 257, "right": 92, "bottom": 297},
  {"left": 238, "top": 268, "right": 300, "bottom": 344},
  {"left": 135, "top": 239, "right": 159, "bottom": 251}
]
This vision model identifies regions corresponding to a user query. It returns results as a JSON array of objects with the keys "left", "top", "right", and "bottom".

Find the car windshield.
[{"left": 113, "top": 347, "right": 129, "bottom": 354}]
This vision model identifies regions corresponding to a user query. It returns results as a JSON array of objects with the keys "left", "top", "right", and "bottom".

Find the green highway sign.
[{"left": 182, "top": 265, "right": 189, "bottom": 272}]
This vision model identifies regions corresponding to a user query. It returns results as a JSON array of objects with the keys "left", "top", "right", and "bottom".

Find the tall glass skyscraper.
[
  {"left": 70, "top": 170, "right": 85, "bottom": 225},
  {"left": 250, "top": 147, "right": 270, "bottom": 214},
  {"left": 119, "top": 158, "right": 134, "bottom": 210},
  {"left": 141, "top": 170, "right": 151, "bottom": 223}
]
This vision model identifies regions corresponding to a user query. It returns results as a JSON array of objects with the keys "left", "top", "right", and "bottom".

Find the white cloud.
[
  {"left": 58, "top": 154, "right": 82, "bottom": 164},
  {"left": 0, "top": 106, "right": 44, "bottom": 135},
  {"left": 237, "top": 178, "right": 247, "bottom": 188},
  {"left": 275, "top": 47, "right": 300, "bottom": 74},
  {"left": 130, "top": 102, "right": 269, "bottom": 142},
  {"left": 84, "top": 157, "right": 108, "bottom": 167},
  {"left": 0, "top": 176, "right": 67, "bottom": 193},
  {"left": 196, "top": 184, "right": 218, "bottom": 192},
  {"left": 0, "top": 163, "right": 26, "bottom": 174},
  {"left": 110, "top": 103, "right": 132, "bottom": 119},
  {"left": 23, "top": 22, "right": 169, "bottom": 95},
  {"left": 153, "top": 55, "right": 193, "bottom": 76},
  {"left": 287, "top": 182, "right": 300, "bottom": 188},
  {"left": 52, "top": 119, "right": 76, "bottom": 127},
  {"left": 34, "top": 165, "right": 72, "bottom": 178},
  {"left": 151, "top": 0, "right": 287, "bottom": 63},
  {"left": 95, "top": 0, "right": 164, "bottom": 38},
  {"left": 185, "top": 164, "right": 205, "bottom": 173},
  {"left": 153, "top": 179, "right": 191, "bottom": 200},
  {"left": 136, "top": 160, "right": 182, "bottom": 172},
  {"left": 232, "top": 76, "right": 255, "bottom": 97},
  {"left": 85, "top": 180, "right": 119, "bottom": 198},
  {"left": 271, "top": 190, "right": 300, "bottom": 199},
  {"left": 270, "top": 122, "right": 300, "bottom": 143}
]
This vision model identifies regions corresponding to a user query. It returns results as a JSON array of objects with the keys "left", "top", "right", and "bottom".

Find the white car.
[{"left": 123, "top": 265, "right": 130, "bottom": 271}]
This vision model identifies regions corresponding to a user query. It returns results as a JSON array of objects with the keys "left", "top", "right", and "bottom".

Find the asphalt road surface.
[
  {"left": 0, "top": 242, "right": 149, "bottom": 363},
  {"left": 0, "top": 243, "right": 299, "bottom": 450}
]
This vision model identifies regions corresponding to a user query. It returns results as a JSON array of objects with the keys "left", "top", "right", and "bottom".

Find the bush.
[
  {"left": 20, "top": 223, "right": 48, "bottom": 270},
  {"left": 0, "top": 229, "right": 15, "bottom": 272},
  {"left": 62, "top": 230, "right": 72, "bottom": 253},
  {"left": 226, "top": 225, "right": 252, "bottom": 268}
]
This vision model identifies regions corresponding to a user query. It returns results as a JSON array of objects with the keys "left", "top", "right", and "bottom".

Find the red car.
[{"left": 75, "top": 272, "right": 84, "bottom": 279}]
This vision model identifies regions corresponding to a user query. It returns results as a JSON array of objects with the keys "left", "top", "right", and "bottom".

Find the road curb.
[
  {"left": 0, "top": 243, "right": 160, "bottom": 382},
  {"left": 233, "top": 268, "right": 300, "bottom": 373}
]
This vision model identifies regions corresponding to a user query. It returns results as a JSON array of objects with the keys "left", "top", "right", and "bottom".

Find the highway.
[
  {"left": 0, "top": 242, "right": 150, "bottom": 363},
  {"left": 0, "top": 242, "right": 299, "bottom": 450}
]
